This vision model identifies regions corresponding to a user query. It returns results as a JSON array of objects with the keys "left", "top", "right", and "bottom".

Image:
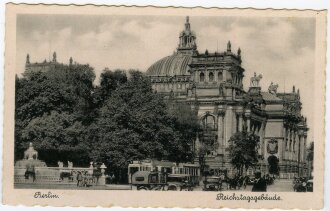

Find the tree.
[
  {"left": 168, "top": 102, "right": 200, "bottom": 162},
  {"left": 306, "top": 141, "right": 314, "bottom": 177},
  {"left": 15, "top": 64, "right": 95, "bottom": 163},
  {"left": 228, "top": 131, "right": 260, "bottom": 176},
  {"left": 93, "top": 68, "right": 128, "bottom": 104},
  {"left": 90, "top": 70, "right": 197, "bottom": 181},
  {"left": 267, "top": 155, "right": 279, "bottom": 175},
  {"left": 196, "top": 142, "right": 212, "bottom": 175},
  {"left": 15, "top": 67, "right": 200, "bottom": 181}
]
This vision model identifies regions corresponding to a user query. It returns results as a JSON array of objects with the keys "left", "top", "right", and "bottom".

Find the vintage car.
[
  {"left": 245, "top": 176, "right": 255, "bottom": 185},
  {"left": 131, "top": 171, "right": 166, "bottom": 190},
  {"left": 293, "top": 178, "right": 311, "bottom": 192},
  {"left": 306, "top": 179, "right": 313, "bottom": 192},
  {"left": 203, "top": 176, "right": 222, "bottom": 191},
  {"left": 166, "top": 174, "right": 193, "bottom": 191}
]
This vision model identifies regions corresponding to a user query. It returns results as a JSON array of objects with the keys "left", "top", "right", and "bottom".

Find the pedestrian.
[
  {"left": 77, "top": 171, "right": 83, "bottom": 187},
  {"left": 252, "top": 170, "right": 267, "bottom": 192}
]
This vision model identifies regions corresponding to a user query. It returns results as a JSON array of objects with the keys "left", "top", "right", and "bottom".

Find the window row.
[
  {"left": 152, "top": 83, "right": 188, "bottom": 89},
  {"left": 200, "top": 71, "right": 223, "bottom": 82}
]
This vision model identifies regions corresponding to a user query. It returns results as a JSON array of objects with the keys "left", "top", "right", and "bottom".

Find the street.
[{"left": 15, "top": 179, "right": 295, "bottom": 192}]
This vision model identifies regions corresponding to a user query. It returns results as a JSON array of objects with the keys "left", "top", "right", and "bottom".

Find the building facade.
[
  {"left": 25, "top": 52, "right": 74, "bottom": 74},
  {"left": 146, "top": 17, "right": 308, "bottom": 178}
]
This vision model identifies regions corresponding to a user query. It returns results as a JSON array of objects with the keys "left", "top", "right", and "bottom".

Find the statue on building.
[
  {"left": 250, "top": 72, "right": 263, "bottom": 87},
  {"left": 267, "top": 139, "right": 278, "bottom": 154},
  {"left": 227, "top": 41, "right": 231, "bottom": 52},
  {"left": 268, "top": 82, "right": 279, "bottom": 94},
  {"left": 219, "top": 83, "right": 225, "bottom": 97},
  {"left": 237, "top": 47, "right": 241, "bottom": 58},
  {"left": 52, "top": 51, "right": 57, "bottom": 63},
  {"left": 24, "top": 142, "right": 38, "bottom": 160},
  {"left": 26, "top": 54, "right": 30, "bottom": 64}
]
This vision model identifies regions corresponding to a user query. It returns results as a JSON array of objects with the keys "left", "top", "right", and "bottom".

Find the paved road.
[
  {"left": 192, "top": 179, "right": 294, "bottom": 192},
  {"left": 224, "top": 179, "right": 294, "bottom": 192},
  {"left": 15, "top": 183, "right": 132, "bottom": 190},
  {"left": 15, "top": 179, "right": 294, "bottom": 192}
]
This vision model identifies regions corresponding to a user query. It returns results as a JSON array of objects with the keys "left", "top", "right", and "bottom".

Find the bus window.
[
  {"left": 135, "top": 177, "right": 145, "bottom": 182},
  {"left": 149, "top": 174, "right": 158, "bottom": 183},
  {"left": 129, "top": 167, "right": 139, "bottom": 175}
]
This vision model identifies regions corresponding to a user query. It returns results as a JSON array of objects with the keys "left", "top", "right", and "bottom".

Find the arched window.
[
  {"left": 200, "top": 72, "right": 205, "bottom": 82},
  {"left": 289, "top": 139, "right": 292, "bottom": 151},
  {"left": 202, "top": 115, "right": 216, "bottom": 130},
  {"left": 209, "top": 72, "right": 214, "bottom": 81},
  {"left": 285, "top": 138, "right": 288, "bottom": 151},
  {"left": 218, "top": 71, "right": 223, "bottom": 81}
]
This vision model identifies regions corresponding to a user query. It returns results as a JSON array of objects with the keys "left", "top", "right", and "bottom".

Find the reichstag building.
[{"left": 146, "top": 17, "right": 308, "bottom": 178}]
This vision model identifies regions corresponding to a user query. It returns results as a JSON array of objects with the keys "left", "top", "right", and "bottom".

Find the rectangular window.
[
  {"left": 135, "top": 177, "right": 145, "bottom": 182},
  {"left": 218, "top": 71, "right": 223, "bottom": 81}
]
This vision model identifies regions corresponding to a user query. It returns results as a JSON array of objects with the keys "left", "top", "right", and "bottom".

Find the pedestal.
[{"left": 98, "top": 176, "right": 106, "bottom": 186}]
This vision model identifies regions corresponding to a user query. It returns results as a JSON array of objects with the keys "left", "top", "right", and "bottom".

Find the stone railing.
[{"left": 14, "top": 166, "right": 97, "bottom": 184}]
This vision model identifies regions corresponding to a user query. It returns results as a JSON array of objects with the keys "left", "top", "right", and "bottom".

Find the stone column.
[
  {"left": 298, "top": 134, "right": 303, "bottom": 175},
  {"left": 206, "top": 69, "right": 209, "bottom": 82},
  {"left": 260, "top": 121, "right": 266, "bottom": 157},
  {"left": 237, "top": 112, "right": 243, "bottom": 132},
  {"left": 232, "top": 111, "right": 237, "bottom": 134},
  {"left": 224, "top": 107, "right": 233, "bottom": 146},
  {"left": 295, "top": 132, "right": 299, "bottom": 161},
  {"left": 195, "top": 134, "right": 200, "bottom": 155},
  {"left": 217, "top": 110, "right": 225, "bottom": 154},
  {"left": 223, "top": 70, "right": 227, "bottom": 81},
  {"left": 246, "top": 118, "right": 251, "bottom": 132},
  {"left": 282, "top": 126, "right": 287, "bottom": 161},
  {"left": 300, "top": 135, "right": 305, "bottom": 162},
  {"left": 303, "top": 133, "right": 307, "bottom": 162}
]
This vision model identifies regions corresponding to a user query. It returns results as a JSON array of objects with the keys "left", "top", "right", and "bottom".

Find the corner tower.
[{"left": 177, "top": 16, "right": 197, "bottom": 55}]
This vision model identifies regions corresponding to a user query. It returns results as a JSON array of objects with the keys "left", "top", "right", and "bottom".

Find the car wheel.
[{"left": 167, "top": 186, "right": 177, "bottom": 191}]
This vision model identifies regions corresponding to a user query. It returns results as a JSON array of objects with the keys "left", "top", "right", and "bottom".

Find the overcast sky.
[{"left": 16, "top": 15, "right": 315, "bottom": 141}]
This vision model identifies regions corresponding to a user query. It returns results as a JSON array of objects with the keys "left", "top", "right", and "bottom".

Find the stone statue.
[
  {"left": 15, "top": 142, "right": 47, "bottom": 168},
  {"left": 227, "top": 41, "right": 231, "bottom": 52},
  {"left": 53, "top": 51, "right": 57, "bottom": 63},
  {"left": 268, "top": 82, "right": 279, "bottom": 94},
  {"left": 26, "top": 54, "right": 30, "bottom": 64},
  {"left": 219, "top": 83, "right": 225, "bottom": 97},
  {"left": 68, "top": 161, "right": 73, "bottom": 169},
  {"left": 250, "top": 72, "right": 263, "bottom": 87},
  {"left": 24, "top": 142, "right": 38, "bottom": 160},
  {"left": 58, "top": 161, "right": 64, "bottom": 168},
  {"left": 267, "top": 139, "right": 278, "bottom": 154}
]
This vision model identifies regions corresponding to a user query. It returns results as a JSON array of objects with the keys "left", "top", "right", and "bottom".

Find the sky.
[{"left": 16, "top": 14, "right": 315, "bottom": 141}]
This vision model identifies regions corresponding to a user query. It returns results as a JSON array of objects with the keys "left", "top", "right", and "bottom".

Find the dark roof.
[
  {"left": 146, "top": 53, "right": 192, "bottom": 76},
  {"left": 152, "top": 160, "right": 176, "bottom": 167},
  {"left": 277, "top": 93, "right": 299, "bottom": 101},
  {"left": 260, "top": 92, "right": 283, "bottom": 102}
]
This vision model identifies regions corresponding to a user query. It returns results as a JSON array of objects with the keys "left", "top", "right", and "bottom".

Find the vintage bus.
[{"left": 128, "top": 160, "right": 200, "bottom": 185}]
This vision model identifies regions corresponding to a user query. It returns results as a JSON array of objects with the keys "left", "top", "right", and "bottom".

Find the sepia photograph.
[{"left": 3, "top": 4, "right": 326, "bottom": 209}]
